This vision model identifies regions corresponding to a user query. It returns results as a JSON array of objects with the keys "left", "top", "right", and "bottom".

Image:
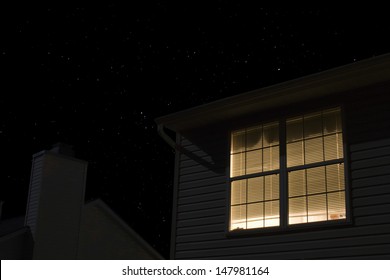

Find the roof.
[
  {"left": 0, "top": 216, "right": 26, "bottom": 237},
  {"left": 83, "top": 199, "right": 164, "bottom": 259},
  {"left": 156, "top": 53, "right": 390, "bottom": 132}
]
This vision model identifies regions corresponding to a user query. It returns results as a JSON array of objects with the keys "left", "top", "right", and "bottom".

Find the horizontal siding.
[
  {"left": 180, "top": 170, "right": 225, "bottom": 183},
  {"left": 177, "top": 207, "right": 225, "bottom": 221},
  {"left": 352, "top": 175, "right": 390, "bottom": 189},
  {"left": 177, "top": 199, "right": 226, "bottom": 213},
  {"left": 173, "top": 98, "right": 390, "bottom": 259},
  {"left": 25, "top": 154, "right": 44, "bottom": 238},
  {"left": 176, "top": 234, "right": 390, "bottom": 259},
  {"left": 190, "top": 244, "right": 390, "bottom": 260},
  {"left": 177, "top": 223, "right": 225, "bottom": 236},
  {"left": 354, "top": 204, "right": 390, "bottom": 217},
  {"left": 335, "top": 254, "right": 390, "bottom": 260},
  {"left": 179, "top": 183, "right": 226, "bottom": 198},
  {"left": 180, "top": 157, "right": 225, "bottom": 169},
  {"left": 178, "top": 191, "right": 225, "bottom": 205},
  {"left": 176, "top": 224, "right": 390, "bottom": 249},
  {"left": 354, "top": 214, "right": 390, "bottom": 226},
  {"left": 353, "top": 184, "right": 390, "bottom": 198},
  {"left": 350, "top": 138, "right": 390, "bottom": 232},
  {"left": 181, "top": 164, "right": 225, "bottom": 176},
  {"left": 176, "top": 232, "right": 226, "bottom": 243},
  {"left": 352, "top": 165, "right": 390, "bottom": 179},
  {"left": 177, "top": 215, "right": 225, "bottom": 228},
  {"left": 180, "top": 176, "right": 226, "bottom": 190},
  {"left": 350, "top": 146, "right": 390, "bottom": 161},
  {"left": 351, "top": 155, "right": 390, "bottom": 170},
  {"left": 349, "top": 138, "right": 390, "bottom": 152}
]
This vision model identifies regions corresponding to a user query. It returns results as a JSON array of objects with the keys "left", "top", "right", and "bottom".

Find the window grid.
[
  {"left": 230, "top": 121, "right": 280, "bottom": 231},
  {"left": 230, "top": 123, "right": 279, "bottom": 178},
  {"left": 286, "top": 108, "right": 345, "bottom": 225},
  {"left": 230, "top": 174, "right": 280, "bottom": 230},
  {"left": 229, "top": 107, "right": 346, "bottom": 232}
]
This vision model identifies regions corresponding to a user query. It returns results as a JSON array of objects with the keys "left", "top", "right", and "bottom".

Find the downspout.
[
  {"left": 157, "top": 124, "right": 218, "bottom": 171},
  {"left": 157, "top": 123, "right": 180, "bottom": 260},
  {"left": 157, "top": 124, "right": 179, "bottom": 151}
]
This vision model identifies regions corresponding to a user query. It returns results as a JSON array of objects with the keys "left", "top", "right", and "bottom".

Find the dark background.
[{"left": 1, "top": 6, "right": 389, "bottom": 258}]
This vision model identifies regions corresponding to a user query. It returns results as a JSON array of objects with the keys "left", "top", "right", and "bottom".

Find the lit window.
[
  {"left": 229, "top": 107, "right": 346, "bottom": 231},
  {"left": 230, "top": 122, "right": 280, "bottom": 230},
  {"left": 287, "top": 108, "right": 345, "bottom": 225}
]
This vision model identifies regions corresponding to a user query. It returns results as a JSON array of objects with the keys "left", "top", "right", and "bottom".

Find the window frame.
[{"left": 226, "top": 105, "right": 352, "bottom": 237}]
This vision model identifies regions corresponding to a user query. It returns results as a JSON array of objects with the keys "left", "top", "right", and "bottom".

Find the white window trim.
[{"left": 228, "top": 106, "right": 350, "bottom": 233}]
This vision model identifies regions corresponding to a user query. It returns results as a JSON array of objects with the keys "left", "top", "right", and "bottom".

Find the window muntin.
[{"left": 229, "top": 107, "right": 346, "bottom": 232}]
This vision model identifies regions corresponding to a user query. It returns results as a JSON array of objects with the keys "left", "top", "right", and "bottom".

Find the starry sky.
[{"left": 1, "top": 6, "right": 390, "bottom": 258}]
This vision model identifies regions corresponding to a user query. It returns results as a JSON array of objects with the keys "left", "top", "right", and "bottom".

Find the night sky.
[{"left": 1, "top": 6, "right": 390, "bottom": 258}]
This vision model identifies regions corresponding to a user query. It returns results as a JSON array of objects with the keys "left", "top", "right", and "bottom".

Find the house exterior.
[
  {"left": 0, "top": 143, "right": 162, "bottom": 260},
  {"left": 78, "top": 198, "right": 163, "bottom": 260},
  {"left": 0, "top": 216, "right": 33, "bottom": 259},
  {"left": 156, "top": 54, "right": 390, "bottom": 259}
]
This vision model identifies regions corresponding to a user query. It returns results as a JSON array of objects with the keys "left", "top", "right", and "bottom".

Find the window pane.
[
  {"left": 304, "top": 112, "right": 322, "bottom": 138},
  {"left": 246, "top": 149, "right": 262, "bottom": 174},
  {"left": 231, "top": 205, "right": 247, "bottom": 230},
  {"left": 247, "top": 177, "right": 263, "bottom": 203},
  {"left": 231, "top": 153, "right": 245, "bottom": 177},
  {"left": 323, "top": 108, "right": 341, "bottom": 135},
  {"left": 326, "top": 163, "right": 345, "bottom": 192},
  {"left": 328, "top": 191, "right": 346, "bottom": 220},
  {"left": 263, "top": 122, "right": 279, "bottom": 147},
  {"left": 247, "top": 202, "right": 263, "bottom": 229},
  {"left": 265, "top": 201, "right": 280, "bottom": 227},
  {"left": 337, "top": 133, "right": 344, "bottom": 159},
  {"left": 308, "top": 194, "right": 327, "bottom": 222},
  {"left": 307, "top": 166, "right": 326, "bottom": 195},
  {"left": 265, "top": 174, "right": 279, "bottom": 200},
  {"left": 287, "top": 141, "right": 304, "bottom": 167},
  {"left": 286, "top": 117, "right": 303, "bottom": 143},
  {"left": 324, "top": 133, "right": 343, "bottom": 160},
  {"left": 231, "top": 121, "right": 280, "bottom": 180},
  {"left": 324, "top": 134, "right": 337, "bottom": 160},
  {"left": 289, "top": 170, "right": 306, "bottom": 197},
  {"left": 323, "top": 108, "right": 342, "bottom": 133},
  {"left": 305, "top": 137, "right": 324, "bottom": 164},
  {"left": 246, "top": 126, "right": 262, "bottom": 151},
  {"left": 289, "top": 196, "right": 307, "bottom": 224},
  {"left": 263, "top": 146, "right": 279, "bottom": 171},
  {"left": 231, "top": 129, "right": 245, "bottom": 153},
  {"left": 231, "top": 180, "right": 246, "bottom": 205}
]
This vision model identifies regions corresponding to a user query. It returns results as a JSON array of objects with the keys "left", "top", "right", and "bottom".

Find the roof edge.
[
  {"left": 156, "top": 53, "right": 390, "bottom": 131},
  {"left": 85, "top": 199, "right": 164, "bottom": 259}
]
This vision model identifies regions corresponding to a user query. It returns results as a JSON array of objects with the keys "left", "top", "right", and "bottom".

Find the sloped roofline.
[
  {"left": 155, "top": 53, "right": 390, "bottom": 132},
  {"left": 84, "top": 199, "right": 164, "bottom": 259}
]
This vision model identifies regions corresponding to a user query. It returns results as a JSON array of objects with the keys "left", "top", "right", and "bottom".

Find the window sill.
[{"left": 226, "top": 219, "right": 352, "bottom": 238}]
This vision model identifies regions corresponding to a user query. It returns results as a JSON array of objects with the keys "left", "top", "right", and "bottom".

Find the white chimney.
[{"left": 25, "top": 143, "right": 88, "bottom": 259}]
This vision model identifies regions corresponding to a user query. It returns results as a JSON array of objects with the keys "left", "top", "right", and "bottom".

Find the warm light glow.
[
  {"left": 230, "top": 122, "right": 279, "bottom": 177},
  {"left": 229, "top": 107, "right": 346, "bottom": 230},
  {"left": 286, "top": 107, "right": 346, "bottom": 226},
  {"left": 230, "top": 214, "right": 280, "bottom": 231},
  {"left": 230, "top": 175, "right": 280, "bottom": 231},
  {"left": 289, "top": 211, "right": 346, "bottom": 225}
]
